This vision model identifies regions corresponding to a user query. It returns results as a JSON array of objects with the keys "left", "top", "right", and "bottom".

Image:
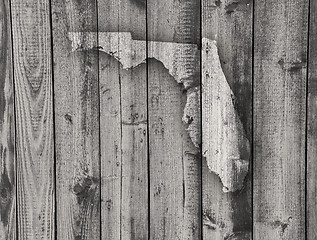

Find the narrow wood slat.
[
  {"left": 98, "top": 3, "right": 121, "bottom": 239},
  {"left": 10, "top": 0, "right": 55, "bottom": 238},
  {"left": 147, "top": 1, "right": 201, "bottom": 239},
  {"left": 253, "top": 0, "right": 309, "bottom": 239},
  {"left": 120, "top": 64, "right": 148, "bottom": 239},
  {"left": 201, "top": 0, "right": 252, "bottom": 238},
  {"left": 98, "top": 1, "right": 148, "bottom": 239},
  {"left": 0, "top": 0, "right": 16, "bottom": 238},
  {"left": 51, "top": 1, "right": 100, "bottom": 239},
  {"left": 99, "top": 51, "right": 122, "bottom": 240},
  {"left": 307, "top": 0, "right": 317, "bottom": 238}
]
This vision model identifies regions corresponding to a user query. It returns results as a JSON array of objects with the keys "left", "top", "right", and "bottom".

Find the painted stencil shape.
[{"left": 69, "top": 32, "right": 250, "bottom": 192}]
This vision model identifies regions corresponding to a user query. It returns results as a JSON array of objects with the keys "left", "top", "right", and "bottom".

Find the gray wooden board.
[
  {"left": 253, "top": 0, "right": 309, "bottom": 239},
  {"left": 51, "top": 1, "right": 100, "bottom": 239},
  {"left": 147, "top": 0, "right": 201, "bottom": 239},
  {"left": 10, "top": 0, "right": 55, "bottom": 238},
  {"left": 0, "top": 0, "right": 16, "bottom": 238},
  {"left": 307, "top": 0, "right": 317, "bottom": 238},
  {"left": 98, "top": 0, "right": 148, "bottom": 239},
  {"left": 202, "top": 0, "right": 253, "bottom": 238}
]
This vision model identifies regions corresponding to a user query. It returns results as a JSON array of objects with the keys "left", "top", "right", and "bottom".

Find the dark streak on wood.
[
  {"left": 73, "top": 176, "right": 99, "bottom": 205},
  {"left": 225, "top": 231, "right": 251, "bottom": 240},
  {"left": 131, "top": 0, "right": 146, "bottom": 8},
  {"left": 215, "top": 0, "right": 222, "bottom": 7},
  {"left": 225, "top": 0, "right": 251, "bottom": 14},
  {"left": 0, "top": 0, "right": 7, "bottom": 121},
  {"left": 307, "top": 0, "right": 317, "bottom": 238}
]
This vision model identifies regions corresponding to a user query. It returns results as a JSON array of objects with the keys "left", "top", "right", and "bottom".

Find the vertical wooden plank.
[
  {"left": 120, "top": 64, "right": 148, "bottom": 240},
  {"left": 147, "top": 1, "right": 201, "bottom": 239},
  {"left": 0, "top": 0, "right": 16, "bottom": 238},
  {"left": 98, "top": 1, "right": 148, "bottom": 239},
  {"left": 117, "top": 7, "right": 148, "bottom": 238},
  {"left": 10, "top": 0, "right": 55, "bottom": 238},
  {"left": 51, "top": 0, "right": 100, "bottom": 239},
  {"left": 98, "top": 3, "right": 121, "bottom": 239},
  {"left": 254, "top": 0, "right": 308, "bottom": 239},
  {"left": 307, "top": 0, "right": 317, "bottom": 239},
  {"left": 201, "top": 0, "right": 252, "bottom": 238},
  {"left": 99, "top": 51, "right": 121, "bottom": 240}
]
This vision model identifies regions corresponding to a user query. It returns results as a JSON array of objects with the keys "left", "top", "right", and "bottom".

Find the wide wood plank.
[
  {"left": 0, "top": 0, "right": 16, "bottom": 238},
  {"left": 253, "top": 0, "right": 308, "bottom": 239},
  {"left": 201, "top": 0, "right": 252, "bottom": 238},
  {"left": 51, "top": 1, "right": 100, "bottom": 239},
  {"left": 98, "top": 1, "right": 148, "bottom": 239},
  {"left": 10, "top": 0, "right": 55, "bottom": 238},
  {"left": 307, "top": 0, "right": 317, "bottom": 238},
  {"left": 147, "top": 1, "right": 201, "bottom": 239}
]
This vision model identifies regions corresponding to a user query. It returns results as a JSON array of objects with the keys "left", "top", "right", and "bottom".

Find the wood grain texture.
[
  {"left": 307, "top": 0, "right": 317, "bottom": 238},
  {"left": 98, "top": 2, "right": 121, "bottom": 239},
  {"left": 99, "top": 52, "right": 122, "bottom": 240},
  {"left": 98, "top": 0, "right": 148, "bottom": 239},
  {"left": 120, "top": 64, "right": 148, "bottom": 240},
  {"left": 147, "top": 0, "right": 201, "bottom": 239},
  {"left": 253, "top": 0, "right": 308, "bottom": 239},
  {"left": 10, "top": 0, "right": 55, "bottom": 238},
  {"left": 0, "top": 0, "right": 16, "bottom": 238},
  {"left": 201, "top": 0, "right": 252, "bottom": 238},
  {"left": 51, "top": 0, "right": 100, "bottom": 239}
]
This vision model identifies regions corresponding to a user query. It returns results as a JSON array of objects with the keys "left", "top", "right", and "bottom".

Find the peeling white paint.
[
  {"left": 69, "top": 32, "right": 250, "bottom": 192},
  {"left": 182, "top": 87, "right": 201, "bottom": 148},
  {"left": 202, "top": 38, "right": 250, "bottom": 192},
  {"left": 70, "top": 32, "right": 199, "bottom": 89}
]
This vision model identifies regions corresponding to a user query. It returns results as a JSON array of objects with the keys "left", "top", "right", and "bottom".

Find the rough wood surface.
[
  {"left": 201, "top": 39, "right": 251, "bottom": 239},
  {"left": 120, "top": 64, "right": 148, "bottom": 240},
  {"left": 253, "top": 0, "right": 308, "bottom": 239},
  {"left": 147, "top": 0, "right": 201, "bottom": 239},
  {"left": 202, "top": 0, "right": 252, "bottom": 238},
  {"left": 98, "top": 2, "right": 121, "bottom": 239},
  {"left": 99, "top": 52, "right": 122, "bottom": 240},
  {"left": 97, "top": 0, "right": 148, "bottom": 239},
  {"left": 117, "top": 4, "right": 148, "bottom": 239},
  {"left": 10, "top": 0, "right": 55, "bottom": 238},
  {"left": 51, "top": 1, "right": 100, "bottom": 239},
  {"left": 3, "top": 1, "right": 316, "bottom": 238},
  {"left": 202, "top": 39, "right": 250, "bottom": 193},
  {"left": 0, "top": 0, "right": 16, "bottom": 238},
  {"left": 307, "top": 0, "right": 317, "bottom": 238}
]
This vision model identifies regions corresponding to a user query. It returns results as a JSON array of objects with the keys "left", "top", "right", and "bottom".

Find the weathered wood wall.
[{"left": 0, "top": 0, "right": 315, "bottom": 239}]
